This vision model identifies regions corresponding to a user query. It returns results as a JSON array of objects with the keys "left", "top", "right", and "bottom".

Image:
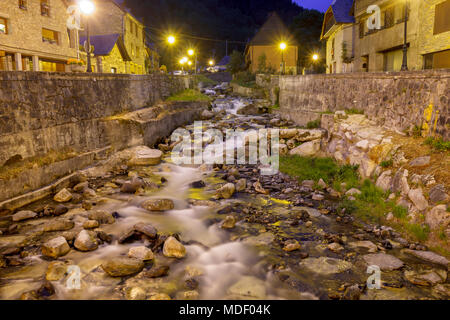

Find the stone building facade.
[{"left": 0, "top": 0, "right": 77, "bottom": 71}]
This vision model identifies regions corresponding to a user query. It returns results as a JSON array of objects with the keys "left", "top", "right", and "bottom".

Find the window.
[
  {"left": 359, "top": 20, "right": 364, "bottom": 38},
  {"left": 111, "top": 67, "right": 117, "bottom": 73},
  {"left": 434, "top": 0, "right": 450, "bottom": 35},
  {"left": 19, "top": 0, "right": 27, "bottom": 10},
  {"left": 41, "top": 0, "right": 50, "bottom": 17},
  {"left": 424, "top": 50, "right": 450, "bottom": 69},
  {"left": 42, "top": 28, "right": 59, "bottom": 44},
  {"left": 0, "top": 17, "right": 7, "bottom": 34},
  {"left": 384, "top": 49, "right": 403, "bottom": 71},
  {"left": 384, "top": 7, "right": 395, "bottom": 28}
]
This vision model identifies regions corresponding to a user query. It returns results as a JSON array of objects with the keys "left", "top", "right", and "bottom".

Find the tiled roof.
[
  {"left": 330, "top": 0, "right": 355, "bottom": 23},
  {"left": 248, "top": 12, "right": 298, "bottom": 46}
]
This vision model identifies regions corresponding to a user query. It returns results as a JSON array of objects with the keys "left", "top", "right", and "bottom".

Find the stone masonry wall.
[
  {"left": 278, "top": 70, "right": 450, "bottom": 141},
  {"left": 0, "top": 72, "right": 192, "bottom": 166}
]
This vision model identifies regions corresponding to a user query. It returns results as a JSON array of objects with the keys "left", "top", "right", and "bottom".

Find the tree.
[{"left": 227, "top": 50, "right": 244, "bottom": 75}]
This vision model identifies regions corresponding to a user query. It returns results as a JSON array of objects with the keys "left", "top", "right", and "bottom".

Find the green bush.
[
  {"left": 380, "top": 159, "right": 393, "bottom": 168},
  {"left": 424, "top": 137, "right": 450, "bottom": 151},
  {"left": 306, "top": 119, "right": 321, "bottom": 129},
  {"left": 232, "top": 71, "right": 256, "bottom": 88}
]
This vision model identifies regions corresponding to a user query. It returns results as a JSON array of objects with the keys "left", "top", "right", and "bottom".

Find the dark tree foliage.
[{"left": 123, "top": 0, "right": 325, "bottom": 71}]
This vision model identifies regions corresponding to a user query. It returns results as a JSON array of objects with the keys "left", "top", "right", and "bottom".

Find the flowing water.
[{"left": 0, "top": 90, "right": 448, "bottom": 300}]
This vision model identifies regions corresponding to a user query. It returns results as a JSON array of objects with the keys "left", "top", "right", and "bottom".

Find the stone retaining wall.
[{"left": 278, "top": 70, "right": 450, "bottom": 140}]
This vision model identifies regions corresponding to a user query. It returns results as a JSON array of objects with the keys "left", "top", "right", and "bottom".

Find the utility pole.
[{"left": 401, "top": 0, "right": 408, "bottom": 71}]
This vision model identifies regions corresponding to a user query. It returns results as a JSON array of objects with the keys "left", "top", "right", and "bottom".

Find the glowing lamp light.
[
  {"left": 179, "top": 58, "right": 186, "bottom": 65},
  {"left": 188, "top": 49, "right": 195, "bottom": 56},
  {"left": 79, "top": 0, "right": 94, "bottom": 15},
  {"left": 209, "top": 60, "right": 214, "bottom": 66},
  {"left": 167, "top": 35, "right": 176, "bottom": 44},
  {"left": 312, "top": 54, "right": 319, "bottom": 61},
  {"left": 279, "top": 42, "right": 287, "bottom": 50},
  {"left": 188, "top": 61, "right": 193, "bottom": 66}
]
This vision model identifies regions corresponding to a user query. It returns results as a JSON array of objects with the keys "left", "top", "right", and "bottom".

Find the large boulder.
[
  {"left": 101, "top": 257, "right": 144, "bottom": 277},
  {"left": 391, "top": 169, "right": 410, "bottom": 195},
  {"left": 142, "top": 199, "right": 174, "bottom": 212},
  {"left": 426, "top": 205, "right": 450, "bottom": 230},
  {"left": 429, "top": 184, "right": 448, "bottom": 204},
  {"left": 289, "top": 140, "right": 320, "bottom": 157},
  {"left": 128, "top": 246, "right": 154, "bottom": 261},
  {"left": 74, "top": 230, "right": 98, "bottom": 252},
  {"left": 376, "top": 170, "right": 392, "bottom": 192},
  {"left": 88, "top": 210, "right": 115, "bottom": 224},
  {"left": 43, "top": 219, "right": 74, "bottom": 232},
  {"left": 12, "top": 210, "right": 37, "bottom": 222},
  {"left": 162, "top": 236, "right": 186, "bottom": 258},
  {"left": 408, "top": 188, "right": 428, "bottom": 211},
  {"left": 215, "top": 183, "right": 235, "bottom": 199},
  {"left": 362, "top": 253, "right": 404, "bottom": 271},
  {"left": 403, "top": 250, "right": 449, "bottom": 269},
  {"left": 42, "top": 237, "right": 70, "bottom": 258}
]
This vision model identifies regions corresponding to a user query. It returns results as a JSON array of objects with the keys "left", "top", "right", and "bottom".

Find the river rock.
[
  {"left": 74, "top": 230, "right": 98, "bottom": 252},
  {"left": 328, "top": 242, "right": 344, "bottom": 253},
  {"left": 348, "top": 241, "right": 378, "bottom": 253},
  {"left": 142, "top": 199, "right": 174, "bottom": 211},
  {"left": 408, "top": 188, "right": 428, "bottom": 211},
  {"left": 128, "top": 246, "right": 154, "bottom": 261},
  {"left": 404, "top": 268, "right": 447, "bottom": 286},
  {"left": 409, "top": 156, "right": 430, "bottom": 167},
  {"left": 125, "top": 287, "right": 146, "bottom": 300},
  {"left": 145, "top": 265, "right": 170, "bottom": 278},
  {"left": 429, "top": 184, "right": 448, "bottom": 204},
  {"left": 283, "top": 239, "right": 301, "bottom": 252},
  {"left": 221, "top": 216, "right": 236, "bottom": 229},
  {"left": 134, "top": 222, "right": 157, "bottom": 238},
  {"left": 227, "top": 276, "right": 266, "bottom": 299},
  {"left": 289, "top": 140, "right": 320, "bottom": 157},
  {"left": 83, "top": 220, "right": 99, "bottom": 229},
  {"left": 41, "top": 236, "right": 70, "bottom": 258},
  {"left": 83, "top": 188, "right": 97, "bottom": 199},
  {"left": 376, "top": 170, "right": 392, "bottom": 192},
  {"left": 101, "top": 257, "right": 144, "bottom": 277},
  {"left": 403, "top": 249, "right": 449, "bottom": 268},
  {"left": 148, "top": 293, "right": 171, "bottom": 300},
  {"left": 299, "top": 257, "right": 353, "bottom": 275},
  {"left": 343, "top": 284, "right": 361, "bottom": 300},
  {"left": 53, "top": 188, "right": 72, "bottom": 203},
  {"left": 46, "top": 261, "right": 68, "bottom": 281},
  {"left": 88, "top": 210, "right": 115, "bottom": 224},
  {"left": 129, "top": 148, "right": 163, "bottom": 166},
  {"left": 216, "top": 183, "right": 235, "bottom": 199},
  {"left": 54, "top": 204, "right": 69, "bottom": 216},
  {"left": 362, "top": 253, "right": 404, "bottom": 271},
  {"left": 163, "top": 236, "right": 186, "bottom": 258},
  {"left": 201, "top": 110, "right": 215, "bottom": 120},
  {"left": 73, "top": 181, "right": 89, "bottom": 192},
  {"left": 425, "top": 205, "right": 450, "bottom": 230},
  {"left": 253, "top": 181, "right": 268, "bottom": 194},
  {"left": 120, "top": 178, "right": 143, "bottom": 194},
  {"left": 12, "top": 210, "right": 37, "bottom": 222},
  {"left": 43, "top": 219, "right": 74, "bottom": 232},
  {"left": 235, "top": 179, "right": 247, "bottom": 192}
]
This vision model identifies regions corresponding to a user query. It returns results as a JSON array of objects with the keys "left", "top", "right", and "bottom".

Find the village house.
[
  {"left": 0, "top": 0, "right": 78, "bottom": 71},
  {"left": 321, "top": 0, "right": 355, "bottom": 74},
  {"left": 321, "top": 0, "right": 450, "bottom": 73},
  {"left": 245, "top": 12, "right": 299, "bottom": 74},
  {"left": 79, "top": 0, "right": 147, "bottom": 74}
]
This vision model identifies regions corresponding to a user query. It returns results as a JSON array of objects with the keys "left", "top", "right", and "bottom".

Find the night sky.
[{"left": 294, "top": 0, "right": 331, "bottom": 12}]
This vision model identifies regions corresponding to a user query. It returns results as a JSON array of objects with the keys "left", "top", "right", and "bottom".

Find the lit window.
[
  {"left": 42, "top": 28, "right": 59, "bottom": 44},
  {"left": 0, "top": 17, "right": 7, "bottom": 34},
  {"left": 111, "top": 67, "right": 117, "bottom": 73},
  {"left": 41, "top": 0, "right": 50, "bottom": 17},
  {"left": 19, "top": 0, "right": 27, "bottom": 10}
]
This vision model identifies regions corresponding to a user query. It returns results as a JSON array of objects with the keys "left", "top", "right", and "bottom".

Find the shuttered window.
[{"left": 434, "top": 0, "right": 450, "bottom": 34}]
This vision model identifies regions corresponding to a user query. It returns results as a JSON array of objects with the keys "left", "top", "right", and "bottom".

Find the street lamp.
[
  {"left": 401, "top": 0, "right": 408, "bottom": 71},
  {"left": 209, "top": 60, "right": 214, "bottom": 66},
  {"left": 188, "top": 49, "right": 197, "bottom": 74},
  {"left": 279, "top": 42, "right": 287, "bottom": 75},
  {"left": 167, "top": 35, "right": 176, "bottom": 45},
  {"left": 79, "top": 0, "right": 94, "bottom": 73},
  {"left": 312, "top": 54, "right": 319, "bottom": 61}
]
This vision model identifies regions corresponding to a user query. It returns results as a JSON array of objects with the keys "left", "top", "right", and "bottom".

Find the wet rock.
[
  {"left": 185, "top": 278, "right": 199, "bottom": 290},
  {"left": 97, "top": 231, "right": 113, "bottom": 244},
  {"left": 145, "top": 265, "right": 170, "bottom": 278},
  {"left": 283, "top": 239, "right": 301, "bottom": 252},
  {"left": 37, "top": 281, "right": 55, "bottom": 297},
  {"left": 429, "top": 184, "right": 448, "bottom": 204},
  {"left": 299, "top": 257, "right": 353, "bottom": 275},
  {"left": 142, "top": 199, "right": 174, "bottom": 211},
  {"left": 128, "top": 148, "right": 163, "bottom": 166},
  {"left": 134, "top": 222, "right": 157, "bottom": 239},
  {"left": 12, "top": 210, "right": 37, "bottom": 222},
  {"left": 408, "top": 188, "right": 428, "bottom": 211},
  {"left": 409, "top": 156, "right": 430, "bottom": 167},
  {"left": 176, "top": 290, "right": 199, "bottom": 300},
  {"left": 403, "top": 249, "right": 449, "bottom": 268},
  {"left": 0, "top": 256, "right": 6, "bottom": 268},
  {"left": 190, "top": 180, "right": 206, "bottom": 188},
  {"left": 235, "top": 179, "right": 247, "bottom": 192},
  {"left": 120, "top": 178, "right": 143, "bottom": 194},
  {"left": 216, "top": 183, "right": 235, "bottom": 199},
  {"left": 118, "top": 227, "right": 137, "bottom": 244},
  {"left": 43, "top": 219, "right": 74, "bottom": 232},
  {"left": 362, "top": 253, "right": 404, "bottom": 271},
  {"left": 328, "top": 242, "right": 344, "bottom": 253},
  {"left": 253, "top": 181, "right": 268, "bottom": 194},
  {"left": 148, "top": 293, "right": 171, "bottom": 300},
  {"left": 74, "top": 230, "right": 98, "bottom": 252},
  {"left": 46, "top": 261, "right": 67, "bottom": 281},
  {"left": 425, "top": 205, "right": 450, "bottom": 230},
  {"left": 305, "top": 221, "right": 313, "bottom": 228},
  {"left": 54, "top": 204, "right": 69, "bottom": 216},
  {"left": 73, "top": 182, "right": 88, "bottom": 192},
  {"left": 163, "top": 236, "right": 186, "bottom": 258},
  {"left": 125, "top": 287, "right": 146, "bottom": 300},
  {"left": 83, "top": 220, "right": 99, "bottom": 229},
  {"left": 348, "top": 241, "right": 378, "bottom": 253},
  {"left": 41, "top": 236, "right": 70, "bottom": 258},
  {"left": 376, "top": 170, "right": 392, "bottom": 192},
  {"left": 227, "top": 276, "right": 266, "bottom": 299},
  {"left": 128, "top": 246, "right": 154, "bottom": 261},
  {"left": 88, "top": 210, "right": 115, "bottom": 224},
  {"left": 83, "top": 188, "right": 97, "bottom": 199},
  {"left": 242, "top": 232, "right": 275, "bottom": 246},
  {"left": 404, "top": 268, "right": 447, "bottom": 286},
  {"left": 53, "top": 188, "right": 72, "bottom": 203},
  {"left": 221, "top": 216, "right": 236, "bottom": 229},
  {"left": 289, "top": 140, "right": 320, "bottom": 157},
  {"left": 101, "top": 257, "right": 144, "bottom": 277},
  {"left": 431, "top": 284, "right": 450, "bottom": 299},
  {"left": 342, "top": 284, "right": 361, "bottom": 300}
]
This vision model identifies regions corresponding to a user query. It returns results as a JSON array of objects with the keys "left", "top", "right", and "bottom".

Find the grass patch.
[
  {"left": 345, "top": 108, "right": 364, "bottom": 115},
  {"left": 0, "top": 148, "right": 77, "bottom": 180},
  {"left": 166, "top": 89, "right": 211, "bottom": 102},
  {"left": 306, "top": 119, "right": 321, "bottom": 129},
  {"left": 392, "top": 205, "right": 408, "bottom": 219},
  {"left": 380, "top": 159, "right": 393, "bottom": 168},
  {"left": 424, "top": 137, "right": 450, "bottom": 152},
  {"left": 405, "top": 223, "right": 430, "bottom": 242},
  {"left": 193, "top": 74, "right": 218, "bottom": 87}
]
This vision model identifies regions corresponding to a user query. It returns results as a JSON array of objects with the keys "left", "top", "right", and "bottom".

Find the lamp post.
[
  {"left": 167, "top": 35, "right": 176, "bottom": 73},
  {"left": 279, "top": 42, "right": 287, "bottom": 75},
  {"left": 79, "top": 0, "right": 94, "bottom": 73},
  {"left": 401, "top": 0, "right": 408, "bottom": 71}
]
